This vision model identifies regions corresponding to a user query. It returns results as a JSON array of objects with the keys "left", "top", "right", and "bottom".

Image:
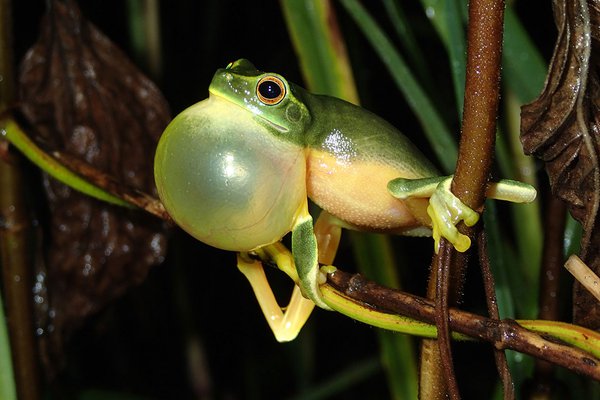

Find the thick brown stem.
[
  {"left": 420, "top": 243, "right": 460, "bottom": 400},
  {"left": 434, "top": 242, "right": 461, "bottom": 400},
  {"left": 478, "top": 232, "right": 515, "bottom": 399},
  {"left": 453, "top": 0, "right": 505, "bottom": 205},
  {"left": 420, "top": 0, "right": 506, "bottom": 397}
]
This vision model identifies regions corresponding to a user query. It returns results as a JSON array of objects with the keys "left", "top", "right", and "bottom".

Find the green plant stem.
[
  {"left": 280, "top": 0, "right": 358, "bottom": 103},
  {"left": 0, "top": 285, "right": 16, "bottom": 400},
  {"left": 0, "top": 118, "right": 132, "bottom": 208},
  {"left": 350, "top": 232, "right": 418, "bottom": 400},
  {"left": 0, "top": 117, "right": 170, "bottom": 220},
  {"left": 127, "top": 0, "right": 162, "bottom": 80}
]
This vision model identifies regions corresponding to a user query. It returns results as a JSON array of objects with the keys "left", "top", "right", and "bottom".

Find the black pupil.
[{"left": 259, "top": 80, "right": 282, "bottom": 99}]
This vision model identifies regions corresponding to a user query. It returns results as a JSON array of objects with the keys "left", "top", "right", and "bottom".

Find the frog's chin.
[{"left": 208, "top": 92, "right": 288, "bottom": 133}]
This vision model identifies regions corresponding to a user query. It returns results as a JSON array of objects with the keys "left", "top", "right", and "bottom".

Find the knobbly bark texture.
[
  {"left": 326, "top": 270, "right": 600, "bottom": 381},
  {"left": 17, "top": 0, "right": 170, "bottom": 376}
]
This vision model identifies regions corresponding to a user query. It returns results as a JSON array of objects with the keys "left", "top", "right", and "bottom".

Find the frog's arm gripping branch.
[
  {"left": 388, "top": 175, "right": 537, "bottom": 252},
  {"left": 291, "top": 202, "right": 332, "bottom": 310}
]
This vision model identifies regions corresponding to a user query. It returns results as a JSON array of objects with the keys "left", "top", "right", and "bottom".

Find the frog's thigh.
[
  {"left": 237, "top": 254, "right": 315, "bottom": 342},
  {"left": 307, "top": 153, "right": 423, "bottom": 231}
]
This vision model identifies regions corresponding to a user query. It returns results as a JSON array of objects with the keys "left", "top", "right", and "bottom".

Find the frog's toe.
[
  {"left": 427, "top": 177, "right": 479, "bottom": 253},
  {"left": 427, "top": 204, "right": 471, "bottom": 253}
]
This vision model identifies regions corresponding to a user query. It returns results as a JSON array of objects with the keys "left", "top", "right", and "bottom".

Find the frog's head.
[
  {"left": 208, "top": 59, "right": 310, "bottom": 141},
  {"left": 154, "top": 60, "right": 308, "bottom": 252}
]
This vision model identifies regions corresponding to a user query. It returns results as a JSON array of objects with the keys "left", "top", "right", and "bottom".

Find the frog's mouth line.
[
  {"left": 210, "top": 91, "right": 289, "bottom": 133},
  {"left": 257, "top": 115, "right": 288, "bottom": 133}
]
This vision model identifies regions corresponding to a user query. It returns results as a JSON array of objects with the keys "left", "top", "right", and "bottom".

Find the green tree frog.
[{"left": 154, "top": 59, "right": 535, "bottom": 342}]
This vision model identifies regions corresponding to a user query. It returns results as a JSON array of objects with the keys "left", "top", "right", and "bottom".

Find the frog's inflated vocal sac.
[{"left": 154, "top": 59, "right": 535, "bottom": 342}]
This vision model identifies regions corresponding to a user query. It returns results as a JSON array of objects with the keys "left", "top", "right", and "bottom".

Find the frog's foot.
[
  {"left": 388, "top": 175, "right": 475, "bottom": 252},
  {"left": 428, "top": 178, "right": 537, "bottom": 252},
  {"left": 237, "top": 252, "right": 315, "bottom": 342},
  {"left": 388, "top": 175, "right": 537, "bottom": 253},
  {"left": 427, "top": 177, "right": 479, "bottom": 252}
]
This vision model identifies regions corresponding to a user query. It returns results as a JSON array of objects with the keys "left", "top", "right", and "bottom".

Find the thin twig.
[
  {"left": 52, "top": 149, "right": 170, "bottom": 220},
  {"left": 478, "top": 232, "right": 514, "bottom": 399},
  {"left": 539, "top": 196, "right": 567, "bottom": 318},
  {"left": 435, "top": 241, "right": 460, "bottom": 400},
  {"left": 566, "top": 256, "right": 600, "bottom": 302}
]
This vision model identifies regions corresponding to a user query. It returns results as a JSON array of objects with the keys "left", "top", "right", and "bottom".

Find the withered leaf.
[
  {"left": 18, "top": 0, "right": 170, "bottom": 374},
  {"left": 521, "top": 0, "right": 600, "bottom": 329}
]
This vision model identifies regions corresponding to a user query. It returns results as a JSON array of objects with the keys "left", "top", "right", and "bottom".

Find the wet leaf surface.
[
  {"left": 521, "top": 0, "right": 600, "bottom": 329},
  {"left": 17, "top": 0, "right": 170, "bottom": 375}
]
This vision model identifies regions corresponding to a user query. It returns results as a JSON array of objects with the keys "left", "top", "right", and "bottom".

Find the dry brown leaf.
[
  {"left": 17, "top": 0, "right": 170, "bottom": 375},
  {"left": 521, "top": 0, "right": 600, "bottom": 329}
]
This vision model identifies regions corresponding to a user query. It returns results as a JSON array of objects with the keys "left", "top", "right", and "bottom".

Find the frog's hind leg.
[
  {"left": 314, "top": 210, "right": 344, "bottom": 265},
  {"left": 237, "top": 210, "right": 345, "bottom": 342},
  {"left": 237, "top": 253, "right": 315, "bottom": 342}
]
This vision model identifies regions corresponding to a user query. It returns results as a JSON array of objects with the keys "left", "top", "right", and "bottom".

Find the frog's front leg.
[
  {"left": 388, "top": 175, "right": 536, "bottom": 252},
  {"left": 291, "top": 201, "right": 334, "bottom": 310},
  {"left": 237, "top": 250, "right": 315, "bottom": 342}
]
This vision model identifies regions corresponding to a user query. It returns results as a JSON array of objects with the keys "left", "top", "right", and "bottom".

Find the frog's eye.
[{"left": 257, "top": 76, "right": 286, "bottom": 105}]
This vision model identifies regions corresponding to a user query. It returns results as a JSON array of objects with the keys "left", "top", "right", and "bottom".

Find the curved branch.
[{"left": 323, "top": 269, "right": 600, "bottom": 381}]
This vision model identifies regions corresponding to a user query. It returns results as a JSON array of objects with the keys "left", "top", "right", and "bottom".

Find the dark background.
[{"left": 8, "top": 1, "right": 555, "bottom": 399}]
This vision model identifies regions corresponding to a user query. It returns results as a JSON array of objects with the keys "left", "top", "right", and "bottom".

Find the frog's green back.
[{"left": 300, "top": 90, "right": 438, "bottom": 179}]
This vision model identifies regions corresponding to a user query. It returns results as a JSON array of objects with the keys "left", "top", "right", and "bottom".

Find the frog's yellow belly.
[{"left": 307, "top": 150, "right": 431, "bottom": 232}]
